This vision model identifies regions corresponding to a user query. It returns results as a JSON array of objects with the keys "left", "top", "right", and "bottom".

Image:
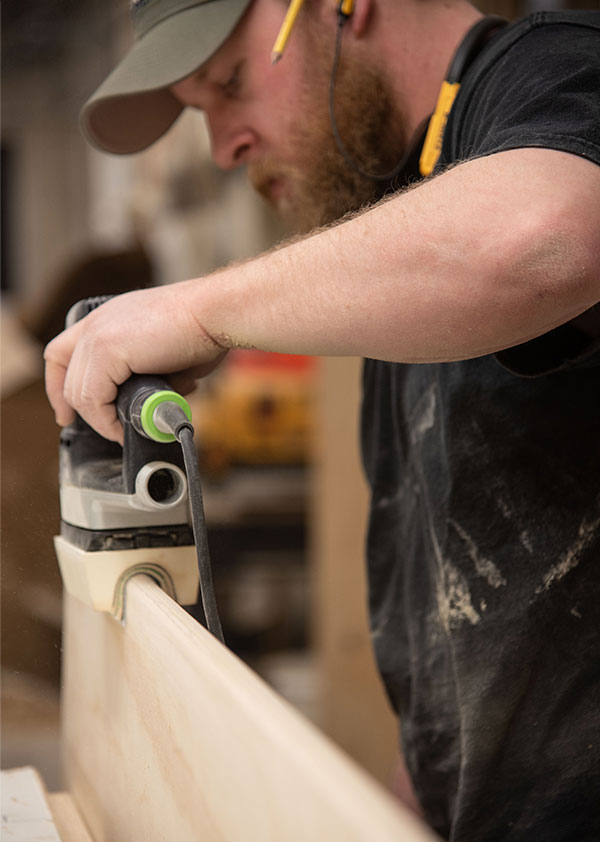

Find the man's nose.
[{"left": 208, "top": 117, "right": 258, "bottom": 170}]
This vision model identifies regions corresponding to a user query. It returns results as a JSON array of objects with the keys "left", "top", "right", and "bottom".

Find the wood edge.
[
  {"left": 47, "top": 792, "right": 95, "bottom": 842},
  {"left": 122, "top": 577, "right": 439, "bottom": 841}
]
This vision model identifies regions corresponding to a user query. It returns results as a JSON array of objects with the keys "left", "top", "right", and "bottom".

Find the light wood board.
[
  {"left": 62, "top": 577, "right": 438, "bottom": 842},
  {"left": 1, "top": 766, "right": 62, "bottom": 842},
  {"left": 1, "top": 767, "right": 92, "bottom": 842},
  {"left": 311, "top": 356, "right": 399, "bottom": 781},
  {"left": 47, "top": 793, "right": 94, "bottom": 842}
]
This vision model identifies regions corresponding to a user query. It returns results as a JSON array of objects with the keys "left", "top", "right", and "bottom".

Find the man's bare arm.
[{"left": 45, "top": 147, "right": 600, "bottom": 442}]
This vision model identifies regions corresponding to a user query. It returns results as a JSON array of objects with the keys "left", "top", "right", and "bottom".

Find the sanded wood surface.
[
  {"left": 62, "top": 578, "right": 438, "bottom": 842},
  {"left": 1, "top": 766, "right": 62, "bottom": 842},
  {"left": 312, "top": 356, "right": 399, "bottom": 782},
  {"left": 47, "top": 793, "right": 94, "bottom": 842}
]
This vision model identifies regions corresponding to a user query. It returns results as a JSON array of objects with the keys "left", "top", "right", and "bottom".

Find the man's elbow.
[{"left": 508, "top": 199, "right": 600, "bottom": 326}]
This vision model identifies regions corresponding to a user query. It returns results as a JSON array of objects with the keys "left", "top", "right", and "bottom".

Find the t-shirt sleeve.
[
  {"left": 456, "top": 19, "right": 600, "bottom": 167},
  {"left": 448, "top": 17, "right": 600, "bottom": 375}
]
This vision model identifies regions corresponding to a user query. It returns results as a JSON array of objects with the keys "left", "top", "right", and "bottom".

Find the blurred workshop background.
[{"left": 2, "top": 0, "right": 597, "bottom": 794}]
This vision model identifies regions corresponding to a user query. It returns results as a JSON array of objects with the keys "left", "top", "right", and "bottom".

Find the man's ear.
[{"left": 350, "top": 0, "right": 373, "bottom": 37}]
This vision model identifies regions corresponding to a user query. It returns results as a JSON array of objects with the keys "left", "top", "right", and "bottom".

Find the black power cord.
[{"left": 154, "top": 401, "right": 224, "bottom": 643}]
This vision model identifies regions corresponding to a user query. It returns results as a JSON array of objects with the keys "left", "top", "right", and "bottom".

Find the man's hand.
[{"left": 44, "top": 285, "right": 227, "bottom": 444}]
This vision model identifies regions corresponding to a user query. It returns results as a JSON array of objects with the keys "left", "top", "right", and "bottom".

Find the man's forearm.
[
  {"left": 45, "top": 147, "right": 599, "bottom": 442},
  {"left": 194, "top": 147, "right": 600, "bottom": 361}
]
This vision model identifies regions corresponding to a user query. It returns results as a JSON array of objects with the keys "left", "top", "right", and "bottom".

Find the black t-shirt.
[{"left": 362, "top": 12, "right": 600, "bottom": 842}]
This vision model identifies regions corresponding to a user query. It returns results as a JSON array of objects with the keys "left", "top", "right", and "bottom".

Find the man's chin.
[{"left": 250, "top": 166, "right": 327, "bottom": 233}]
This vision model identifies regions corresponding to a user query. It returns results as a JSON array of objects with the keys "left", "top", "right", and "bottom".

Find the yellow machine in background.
[{"left": 190, "top": 351, "right": 316, "bottom": 474}]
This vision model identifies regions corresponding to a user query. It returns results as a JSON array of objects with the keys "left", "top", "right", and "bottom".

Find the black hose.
[
  {"left": 154, "top": 400, "right": 224, "bottom": 642},
  {"left": 179, "top": 425, "right": 224, "bottom": 643}
]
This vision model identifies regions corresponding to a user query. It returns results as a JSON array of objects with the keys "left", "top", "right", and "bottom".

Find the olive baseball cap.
[{"left": 80, "top": 0, "right": 254, "bottom": 155}]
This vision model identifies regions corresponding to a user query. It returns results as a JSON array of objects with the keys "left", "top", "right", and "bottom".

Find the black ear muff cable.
[{"left": 329, "top": 10, "right": 414, "bottom": 183}]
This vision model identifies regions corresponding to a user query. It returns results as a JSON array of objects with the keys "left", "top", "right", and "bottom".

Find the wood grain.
[
  {"left": 1, "top": 766, "right": 62, "bottom": 842},
  {"left": 47, "top": 793, "right": 94, "bottom": 842},
  {"left": 311, "top": 357, "right": 399, "bottom": 781},
  {"left": 62, "top": 578, "right": 438, "bottom": 842}
]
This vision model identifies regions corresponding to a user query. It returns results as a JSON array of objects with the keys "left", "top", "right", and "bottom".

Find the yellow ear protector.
[
  {"left": 419, "top": 15, "right": 507, "bottom": 176},
  {"left": 271, "top": 0, "right": 354, "bottom": 64},
  {"left": 328, "top": 12, "right": 506, "bottom": 183}
]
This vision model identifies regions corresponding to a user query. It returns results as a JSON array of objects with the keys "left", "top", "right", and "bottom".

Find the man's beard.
[{"left": 248, "top": 45, "right": 405, "bottom": 234}]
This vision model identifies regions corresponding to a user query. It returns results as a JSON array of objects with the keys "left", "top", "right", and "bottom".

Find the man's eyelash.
[{"left": 221, "top": 63, "right": 243, "bottom": 94}]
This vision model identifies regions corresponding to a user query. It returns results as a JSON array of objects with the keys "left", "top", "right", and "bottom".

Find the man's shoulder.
[
  {"left": 525, "top": 8, "right": 600, "bottom": 30},
  {"left": 495, "top": 9, "right": 600, "bottom": 49},
  {"left": 442, "top": 9, "right": 600, "bottom": 168},
  {"left": 472, "top": 9, "right": 600, "bottom": 89}
]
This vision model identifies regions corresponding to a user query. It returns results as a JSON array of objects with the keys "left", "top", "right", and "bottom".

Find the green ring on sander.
[{"left": 140, "top": 390, "right": 192, "bottom": 443}]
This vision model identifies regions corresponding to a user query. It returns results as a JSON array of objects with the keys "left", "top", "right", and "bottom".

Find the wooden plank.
[
  {"left": 311, "top": 357, "right": 399, "bottom": 782},
  {"left": 62, "top": 578, "right": 438, "bottom": 842},
  {"left": 1, "top": 766, "right": 62, "bottom": 842},
  {"left": 47, "top": 794, "right": 94, "bottom": 842}
]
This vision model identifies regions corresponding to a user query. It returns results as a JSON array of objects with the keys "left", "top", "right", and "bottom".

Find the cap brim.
[{"left": 80, "top": 0, "right": 253, "bottom": 155}]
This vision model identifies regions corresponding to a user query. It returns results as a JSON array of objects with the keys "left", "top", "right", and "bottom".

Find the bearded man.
[{"left": 45, "top": 0, "right": 600, "bottom": 839}]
